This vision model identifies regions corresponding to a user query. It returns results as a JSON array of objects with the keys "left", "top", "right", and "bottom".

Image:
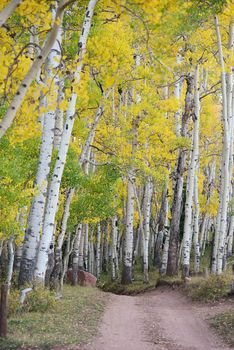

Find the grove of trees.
[{"left": 0, "top": 0, "right": 233, "bottom": 294}]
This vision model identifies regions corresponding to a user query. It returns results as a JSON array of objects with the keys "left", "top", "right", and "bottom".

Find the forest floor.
[{"left": 83, "top": 286, "right": 234, "bottom": 350}]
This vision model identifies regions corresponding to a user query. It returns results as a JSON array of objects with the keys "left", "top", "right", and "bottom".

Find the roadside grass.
[
  {"left": 0, "top": 285, "right": 106, "bottom": 350},
  {"left": 211, "top": 312, "right": 234, "bottom": 347},
  {"left": 98, "top": 263, "right": 159, "bottom": 295},
  {"left": 183, "top": 273, "right": 233, "bottom": 302}
]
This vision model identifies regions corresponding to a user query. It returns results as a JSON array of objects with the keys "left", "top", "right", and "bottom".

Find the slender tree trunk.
[
  {"left": 84, "top": 223, "right": 89, "bottom": 271},
  {"left": 182, "top": 65, "right": 200, "bottom": 278},
  {"left": 71, "top": 224, "right": 82, "bottom": 286},
  {"left": 34, "top": 0, "right": 97, "bottom": 284},
  {"left": 102, "top": 224, "right": 109, "bottom": 273},
  {"left": 0, "top": 0, "right": 22, "bottom": 27},
  {"left": 54, "top": 79, "right": 64, "bottom": 150},
  {"left": 89, "top": 240, "right": 94, "bottom": 274},
  {"left": 61, "top": 233, "right": 75, "bottom": 288},
  {"left": 96, "top": 223, "right": 101, "bottom": 279},
  {"left": 160, "top": 230, "right": 170, "bottom": 276},
  {"left": 213, "top": 16, "right": 232, "bottom": 275},
  {"left": 143, "top": 179, "right": 153, "bottom": 283},
  {"left": 193, "top": 174, "right": 200, "bottom": 273},
  {"left": 0, "top": 0, "right": 71, "bottom": 138},
  {"left": 7, "top": 236, "right": 14, "bottom": 289},
  {"left": 50, "top": 188, "right": 73, "bottom": 290},
  {"left": 18, "top": 11, "right": 63, "bottom": 286},
  {"left": 122, "top": 172, "right": 135, "bottom": 284},
  {"left": 121, "top": 59, "right": 140, "bottom": 284},
  {"left": 154, "top": 184, "right": 168, "bottom": 267},
  {"left": 167, "top": 75, "right": 194, "bottom": 276},
  {"left": 78, "top": 226, "right": 85, "bottom": 270},
  {"left": 111, "top": 216, "right": 118, "bottom": 280}
]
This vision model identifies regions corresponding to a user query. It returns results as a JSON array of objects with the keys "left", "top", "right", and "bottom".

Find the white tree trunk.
[
  {"left": 34, "top": 0, "right": 97, "bottom": 284},
  {"left": 0, "top": 0, "right": 70, "bottom": 138},
  {"left": 214, "top": 16, "right": 232, "bottom": 275},
  {"left": 143, "top": 179, "right": 153, "bottom": 283},
  {"left": 84, "top": 223, "right": 89, "bottom": 271},
  {"left": 89, "top": 240, "right": 94, "bottom": 274},
  {"left": 78, "top": 226, "right": 85, "bottom": 270},
  {"left": 122, "top": 172, "right": 135, "bottom": 284},
  {"left": 7, "top": 236, "right": 14, "bottom": 289},
  {"left": 71, "top": 224, "right": 82, "bottom": 285},
  {"left": 193, "top": 174, "right": 200, "bottom": 273},
  {"left": 182, "top": 65, "right": 200, "bottom": 277},
  {"left": 174, "top": 54, "right": 183, "bottom": 137},
  {"left": 54, "top": 79, "right": 64, "bottom": 149},
  {"left": 18, "top": 14, "right": 63, "bottom": 286},
  {"left": 96, "top": 223, "right": 101, "bottom": 279},
  {"left": 111, "top": 216, "right": 118, "bottom": 280},
  {"left": 160, "top": 201, "right": 170, "bottom": 276},
  {"left": 160, "top": 229, "right": 170, "bottom": 276},
  {"left": 50, "top": 188, "right": 73, "bottom": 290},
  {"left": 0, "top": 0, "right": 22, "bottom": 27},
  {"left": 62, "top": 232, "right": 75, "bottom": 288}
]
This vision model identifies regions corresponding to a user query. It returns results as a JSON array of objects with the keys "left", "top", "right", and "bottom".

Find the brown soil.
[{"left": 84, "top": 287, "right": 234, "bottom": 350}]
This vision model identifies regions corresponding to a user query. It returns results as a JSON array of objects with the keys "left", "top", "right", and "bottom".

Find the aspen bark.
[
  {"left": 71, "top": 224, "right": 82, "bottom": 286},
  {"left": 34, "top": 0, "right": 97, "bottom": 284},
  {"left": 84, "top": 223, "right": 89, "bottom": 271},
  {"left": 122, "top": 172, "right": 135, "bottom": 284},
  {"left": 182, "top": 65, "right": 200, "bottom": 278},
  {"left": 111, "top": 216, "right": 118, "bottom": 280},
  {"left": 96, "top": 223, "right": 101, "bottom": 279},
  {"left": 193, "top": 174, "right": 200, "bottom": 273},
  {"left": 154, "top": 184, "right": 168, "bottom": 267},
  {"left": 122, "top": 55, "right": 141, "bottom": 284},
  {"left": 167, "top": 75, "right": 194, "bottom": 276},
  {"left": 143, "top": 179, "right": 153, "bottom": 283},
  {"left": 18, "top": 11, "right": 63, "bottom": 286},
  {"left": 89, "top": 240, "right": 94, "bottom": 274},
  {"left": 0, "top": 0, "right": 72, "bottom": 138},
  {"left": 78, "top": 226, "right": 85, "bottom": 270},
  {"left": 7, "top": 236, "right": 14, "bottom": 289},
  {"left": 54, "top": 79, "right": 64, "bottom": 150},
  {"left": 213, "top": 16, "right": 232, "bottom": 275},
  {"left": 60, "top": 233, "right": 75, "bottom": 288},
  {"left": 0, "top": 0, "right": 22, "bottom": 27}
]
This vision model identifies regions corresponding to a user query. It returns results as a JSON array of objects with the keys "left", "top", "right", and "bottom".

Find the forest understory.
[{"left": 0, "top": 280, "right": 233, "bottom": 350}]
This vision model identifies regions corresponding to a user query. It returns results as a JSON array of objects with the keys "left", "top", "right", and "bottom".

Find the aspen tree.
[
  {"left": 143, "top": 178, "right": 153, "bottom": 283},
  {"left": 0, "top": 0, "right": 74, "bottom": 139},
  {"left": 182, "top": 65, "right": 200, "bottom": 278},
  {"left": 213, "top": 16, "right": 232, "bottom": 275},
  {"left": 167, "top": 75, "right": 194, "bottom": 276},
  {"left": 0, "top": 0, "right": 22, "bottom": 27},
  {"left": 18, "top": 8, "right": 63, "bottom": 286},
  {"left": 34, "top": 0, "right": 98, "bottom": 284}
]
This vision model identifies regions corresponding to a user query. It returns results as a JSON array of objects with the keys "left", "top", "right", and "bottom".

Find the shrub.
[
  {"left": 186, "top": 273, "right": 232, "bottom": 302},
  {"left": 211, "top": 312, "right": 234, "bottom": 346},
  {"left": 24, "top": 288, "right": 56, "bottom": 312},
  {"left": 8, "top": 289, "right": 21, "bottom": 316}
]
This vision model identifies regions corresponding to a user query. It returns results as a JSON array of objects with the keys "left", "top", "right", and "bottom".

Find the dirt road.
[{"left": 85, "top": 287, "right": 233, "bottom": 350}]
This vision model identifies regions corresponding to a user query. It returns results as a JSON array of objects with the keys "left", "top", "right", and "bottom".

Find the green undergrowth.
[
  {"left": 98, "top": 265, "right": 159, "bottom": 295},
  {"left": 183, "top": 273, "right": 233, "bottom": 302},
  {"left": 8, "top": 287, "right": 56, "bottom": 316},
  {"left": 155, "top": 275, "right": 184, "bottom": 288},
  {"left": 0, "top": 285, "right": 106, "bottom": 350},
  {"left": 211, "top": 311, "right": 234, "bottom": 347}
]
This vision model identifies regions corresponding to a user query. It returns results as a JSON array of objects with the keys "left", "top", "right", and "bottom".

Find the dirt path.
[{"left": 84, "top": 287, "right": 233, "bottom": 350}]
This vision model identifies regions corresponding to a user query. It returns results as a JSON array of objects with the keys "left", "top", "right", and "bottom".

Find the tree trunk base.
[
  {"left": 121, "top": 266, "right": 132, "bottom": 285},
  {"left": 182, "top": 264, "right": 190, "bottom": 279}
]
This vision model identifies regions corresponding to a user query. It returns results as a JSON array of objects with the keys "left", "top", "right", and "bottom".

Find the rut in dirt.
[{"left": 84, "top": 287, "right": 233, "bottom": 350}]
